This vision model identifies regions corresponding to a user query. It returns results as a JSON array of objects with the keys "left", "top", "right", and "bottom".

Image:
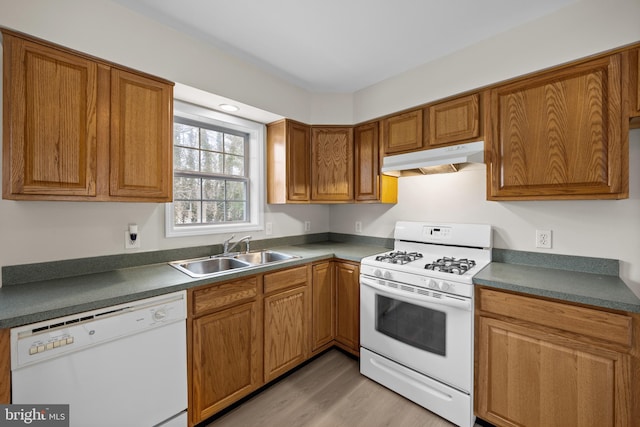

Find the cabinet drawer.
[
  {"left": 264, "top": 266, "right": 308, "bottom": 294},
  {"left": 478, "top": 288, "right": 632, "bottom": 348},
  {"left": 192, "top": 277, "right": 258, "bottom": 316}
]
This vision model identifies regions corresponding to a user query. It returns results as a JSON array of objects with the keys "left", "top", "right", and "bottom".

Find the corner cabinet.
[
  {"left": 1, "top": 29, "right": 173, "bottom": 202},
  {"left": 311, "top": 126, "right": 354, "bottom": 202},
  {"left": 189, "top": 277, "right": 262, "bottom": 425},
  {"left": 266, "top": 119, "right": 311, "bottom": 203},
  {"left": 487, "top": 53, "right": 629, "bottom": 200},
  {"left": 475, "top": 287, "right": 640, "bottom": 427}
]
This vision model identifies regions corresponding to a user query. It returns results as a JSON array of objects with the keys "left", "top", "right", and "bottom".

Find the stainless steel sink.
[
  {"left": 170, "top": 256, "right": 253, "bottom": 278},
  {"left": 169, "top": 250, "right": 299, "bottom": 278},
  {"left": 234, "top": 250, "right": 297, "bottom": 264}
]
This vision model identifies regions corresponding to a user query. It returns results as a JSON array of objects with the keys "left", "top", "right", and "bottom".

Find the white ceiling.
[{"left": 112, "top": 0, "right": 577, "bottom": 93}]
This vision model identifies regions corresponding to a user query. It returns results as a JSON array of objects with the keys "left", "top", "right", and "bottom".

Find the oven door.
[{"left": 360, "top": 274, "right": 473, "bottom": 392}]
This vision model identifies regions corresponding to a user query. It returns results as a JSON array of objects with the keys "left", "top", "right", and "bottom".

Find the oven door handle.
[{"left": 360, "top": 276, "right": 472, "bottom": 311}]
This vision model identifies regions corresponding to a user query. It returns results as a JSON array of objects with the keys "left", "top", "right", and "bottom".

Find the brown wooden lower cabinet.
[
  {"left": 335, "top": 261, "right": 360, "bottom": 355},
  {"left": 263, "top": 266, "right": 311, "bottom": 383},
  {"left": 311, "top": 262, "right": 335, "bottom": 352},
  {"left": 189, "top": 277, "right": 262, "bottom": 426},
  {"left": 1, "top": 329, "right": 10, "bottom": 404},
  {"left": 475, "top": 287, "right": 640, "bottom": 427}
]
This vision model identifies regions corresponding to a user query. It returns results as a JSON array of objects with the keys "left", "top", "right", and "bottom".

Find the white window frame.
[{"left": 165, "top": 100, "right": 264, "bottom": 237}]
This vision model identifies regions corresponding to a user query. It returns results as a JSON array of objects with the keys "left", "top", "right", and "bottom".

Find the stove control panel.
[{"left": 422, "top": 226, "right": 452, "bottom": 240}]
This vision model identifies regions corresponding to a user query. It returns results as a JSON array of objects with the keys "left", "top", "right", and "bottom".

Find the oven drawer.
[{"left": 477, "top": 288, "right": 632, "bottom": 348}]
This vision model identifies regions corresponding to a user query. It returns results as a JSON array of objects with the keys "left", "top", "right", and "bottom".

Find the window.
[{"left": 166, "top": 100, "right": 264, "bottom": 237}]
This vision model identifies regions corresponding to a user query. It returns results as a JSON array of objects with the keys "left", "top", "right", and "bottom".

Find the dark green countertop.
[
  {"left": 474, "top": 262, "right": 640, "bottom": 313},
  {"left": 0, "top": 242, "right": 386, "bottom": 328}
]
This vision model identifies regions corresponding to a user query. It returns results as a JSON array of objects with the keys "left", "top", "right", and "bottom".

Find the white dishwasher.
[{"left": 11, "top": 290, "right": 188, "bottom": 427}]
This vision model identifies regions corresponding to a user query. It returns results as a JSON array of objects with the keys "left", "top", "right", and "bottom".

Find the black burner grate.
[{"left": 424, "top": 257, "right": 476, "bottom": 275}]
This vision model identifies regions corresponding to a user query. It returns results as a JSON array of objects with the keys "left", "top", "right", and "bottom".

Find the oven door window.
[{"left": 375, "top": 295, "right": 446, "bottom": 356}]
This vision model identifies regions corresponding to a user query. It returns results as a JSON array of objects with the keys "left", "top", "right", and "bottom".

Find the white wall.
[{"left": 354, "top": 0, "right": 640, "bottom": 122}]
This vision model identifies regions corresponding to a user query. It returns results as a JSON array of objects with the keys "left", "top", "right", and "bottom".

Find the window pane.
[
  {"left": 203, "top": 179, "right": 225, "bottom": 200},
  {"left": 224, "top": 154, "right": 245, "bottom": 176},
  {"left": 174, "top": 123, "right": 199, "bottom": 148},
  {"left": 203, "top": 201, "right": 225, "bottom": 223},
  {"left": 174, "top": 176, "right": 201, "bottom": 200},
  {"left": 226, "top": 202, "right": 246, "bottom": 221},
  {"left": 224, "top": 133, "right": 244, "bottom": 155},
  {"left": 226, "top": 181, "right": 246, "bottom": 201},
  {"left": 201, "top": 151, "right": 224, "bottom": 174},
  {"left": 174, "top": 201, "right": 200, "bottom": 224},
  {"left": 201, "top": 129, "right": 224, "bottom": 152},
  {"left": 174, "top": 146, "right": 200, "bottom": 171}
]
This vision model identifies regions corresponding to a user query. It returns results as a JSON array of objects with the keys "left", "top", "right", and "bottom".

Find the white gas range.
[{"left": 360, "top": 221, "right": 492, "bottom": 427}]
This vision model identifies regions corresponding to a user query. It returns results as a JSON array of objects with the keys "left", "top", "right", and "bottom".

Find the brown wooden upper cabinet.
[
  {"left": 266, "top": 119, "right": 311, "bottom": 203},
  {"left": 427, "top": 93, "right": 480, "bottom": 147},
  {"left": 310, "top": 126, "right": 354, "bottom": 202},
  {"left": 631, "top": 48, "right": 640, "bottom": 124},
  {"left": 381, "top": 108, "right": 424, "bottom": 155},
  {"left": 2, "top": 29, "right": 173, "bottom": 202},
  {"left": 487, "top": 53, "right": 628, "bottom": 200},
  {"left": 354, "top": 121, "right": 397, "bottom": 203}
]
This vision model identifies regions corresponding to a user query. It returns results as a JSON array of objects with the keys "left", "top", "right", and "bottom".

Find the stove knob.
[
  {"left": 428, "top": 279, "right": 438, "bottom": 290},
  {"left": 383, "top": 271, "right": 392, "bottom": 280},
  {"left": 440, "top": 282, "right": 450, "bottom": 292},
  {"left": 374, "top": 269, "right": 382, "bottom": 277}
]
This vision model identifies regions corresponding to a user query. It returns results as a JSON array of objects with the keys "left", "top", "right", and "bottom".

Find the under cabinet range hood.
[{"left": 381, "top": 141, "right": 485, "bottom": 176}]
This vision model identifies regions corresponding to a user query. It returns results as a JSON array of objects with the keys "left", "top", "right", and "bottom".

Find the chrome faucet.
[{"left": 223, "top": 235, "right": 252, "bottom": 254}]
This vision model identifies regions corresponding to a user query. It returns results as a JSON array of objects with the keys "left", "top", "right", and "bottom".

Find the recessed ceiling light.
[{"left": 219, "top": 103, "right": 239, "bottom": 112}]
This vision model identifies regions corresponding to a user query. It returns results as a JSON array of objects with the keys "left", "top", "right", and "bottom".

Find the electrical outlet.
[
  {"left": 125, "top": 231, "right": 140, "bottom": 249},
  {"left": 265, "top": 222, "right": 273, "bottom": 235},
  {"left": 304, "top": 221, "right": 311, "bottom": 232},
  {"left": 535, "top": 229, "right": 552, "bottom": 249},
  {"left": 355, "top": 221, "right": 362, "bottom": 233}
]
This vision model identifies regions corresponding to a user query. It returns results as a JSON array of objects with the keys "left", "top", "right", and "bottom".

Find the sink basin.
[
  {"left": 170, "top": 256, "right": 252, "bottom": 278},
  {"left": 234, "top": 250, "right": 298, "bottom": 264},
  {"left": 169, "top": 250, "right": 299, "bottom": 278}
]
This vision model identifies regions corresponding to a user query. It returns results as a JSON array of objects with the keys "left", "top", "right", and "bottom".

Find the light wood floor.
[{"left": 206, "top": 349, "right": 483, "bottom": 427}]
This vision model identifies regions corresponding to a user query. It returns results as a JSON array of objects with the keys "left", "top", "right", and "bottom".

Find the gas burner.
[
  {"left": 424, "top": 257, "right": 476, "bottom": 275},
  {"left": 375, "top": 251, "right": 423, "bottom": 265}
]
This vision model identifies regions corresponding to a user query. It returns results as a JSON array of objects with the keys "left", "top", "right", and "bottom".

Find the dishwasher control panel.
[{"left": 11, "top": 291, "right": 187, "bottom": 370}]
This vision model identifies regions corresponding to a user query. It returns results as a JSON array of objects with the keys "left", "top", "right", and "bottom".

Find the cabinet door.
[
  {"left": 311, "top": 262, "right": 335, "bottom": 352},
  {"left": 109, "top": 68, "right": 173, "bottom": 201},
  {"left": 354, "top": 122, "right": 380, "bottom": 202},
  {"left": 287, "top": 121, "right": 311, "bottom": 202},
  {"left": 381, "top": 109, "right": 424, "bottom": 155},
  {"left": 264, "top": 285, "right": 309, "bottom": 382},
  {"left": 631, "top": 48, "right": 640, "bottom": 121},
  {"left": 428, "top": 93, "right": 480, "bottom": 146},
  {"left": 191, "top": 301, "right": 261, "bottom": 423},
  {"left": 488, "top": 54, "right": 627, "bottom": 200},
  {"left": 477, "top": 316, "right": 630, "bottom": 427},
  {"left": 311, "top": 127, "right": 354, "bottom": 201},
  {"left": 335, "top": 262, "right": 359, "bottom": 354},
  {"left": 0, "top": 329, "right": 9, "bottom": 404},
  {"left": 2, "top": 33, "right": 98, "bottom": 198}
]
